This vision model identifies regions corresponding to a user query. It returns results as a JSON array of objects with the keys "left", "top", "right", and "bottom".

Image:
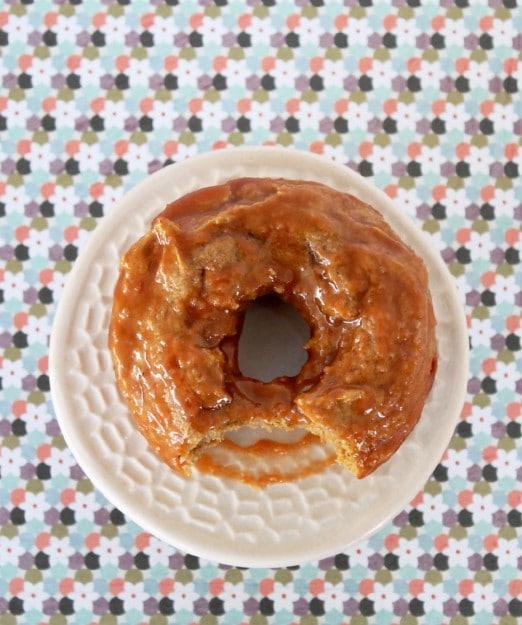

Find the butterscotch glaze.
[{"left": 109, "top": 178, "right": 437, "bottom": 479}]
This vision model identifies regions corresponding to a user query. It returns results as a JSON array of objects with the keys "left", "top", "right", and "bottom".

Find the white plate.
[{"left": 50, "top": 147, "right": 468, "bottom": 567}]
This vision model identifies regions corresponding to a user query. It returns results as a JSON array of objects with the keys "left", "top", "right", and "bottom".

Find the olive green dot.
[{"left": 225, "top": 569, "right": 244, "bottom": 584}]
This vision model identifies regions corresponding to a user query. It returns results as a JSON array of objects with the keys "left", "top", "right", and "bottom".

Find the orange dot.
[
  {"left": 287, "top": 13, "right": 300, "bottom": 30},
  {"left": 213, "top": 55, "right": 228, "bottom": 73},
  {"left": 189, "top": 12, "right": 203, "bottom": 30},
  {"left": 407, "top": 57, "right": 421, "bottom": 74},
  {"left": 310, "top": 56, "right": 324, "bottom": 73},
  {"left": 92, "top": 11, "right": 106, "bottom": 29},
  {"left": 14, "top": 311, "right": 28, "bottom": 329},
  {"left": 141, "top": 12, "right": 154, "bottom": 29}
]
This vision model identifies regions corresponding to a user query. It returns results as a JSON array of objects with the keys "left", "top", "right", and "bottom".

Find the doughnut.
[{"left": 109, "top": 178, "right": 437, "bottom": 479}]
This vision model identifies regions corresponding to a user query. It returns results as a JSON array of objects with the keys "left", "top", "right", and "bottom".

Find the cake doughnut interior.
[{"left": 109, "top": 177, "right": 437, "bottom": 479}]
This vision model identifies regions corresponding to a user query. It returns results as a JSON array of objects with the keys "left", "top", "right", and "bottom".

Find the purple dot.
[
  {"left": 465, "top": 290, "right": 481, "bottom": 306},
  {"left": 70, "top": 463, "right": 85, "bottom": 480},
  {"left": 368, "top": 553, "right": 384, "bottom": 570},
  {"left": 221, "top": 116, "right": 237, "bottom": 133},
  {"left": 99, "top": 159, "right": 114, "bottom": 176},
  {"left": 194, "top": 597, "right": 208, "bottom": 616},
  {"left": 244, "top": 597, "right": 259, "bottom": 616},
  {"left": 343, "top": 75, "right": 359, "bottom": 91},
  {"left": 319, "top": 117, "right": 334, "bottom": 133},
  {"left": 169, "top": 552, "right": 185, "bottom": 569},
  {"left": 118, "top": 551, "right": 135, "bottom": 570},
  {"left": 46, "top": 418, "right": 61, "bottom": 437},
  {"left": 293, "top": 597, "right": 309, "bottom": 616},
  {"left": 368, "top": 33, "right": 381, "bottom": 49},
  {"left": 99, "top": 74, "right": 115, "bottom": 90},
  {"left": 20, "top": 462, "right": 36, "bottom": 480},
  {"left": 246, "top": 74, "right": 261, "bottom": 90},
  {"left": 494, "top": 598, "right": 508, "bottom": 616},
  {"left": 0, "top": 333, "right": 12, "bottom": 349},
  {"left": 343, "top": 597, "right": 359, "bottom": 616},
  {"left": 513, "top": 33, "right": 522, "bottom": 52},
  {"left": 492, "top": 509, "right": 507, "bottom": 527},
  {"left": 393, "top": 598, "right": 409, "bottom": 616},
  {"left": 418, "top": 553, "right": 433, "bottom": 570},
  {"left": 1, "top": 158, "right": 16, "bottom": 175},
  {"left": 222, "top": 32, "right": 236, "bottom": 47},
  {"left": 172, "top": 116, "right": 187, "bottom": 132},
  {"left": 440, "top": 76, "right": 454, "bottom": 93},
  {"left": 465, "top": 203, "right": 480, "bottom": 219},
  {"left": 74, "top": 202, "right": 89, "bottom": 218},
  {"left": 28, "top": 31, "right": 43, "bottom": 46},
  {"left": 43, "top": 597, "right": 59, "bottom": 616},
  {"left": 270, "top": 116, "right": 285, "bottom": 133},
  {"left": 468, "top": 553, "right": 482, "bottom": 571},
  {"left": 3, "top": 73, "right": 18, "bottom": 88},
  {"left": 490, "top": 248, "right": 505, "bottom": 264},
  {"left": 440, "top": 162, "right": 455, "bottom": 177},
  {"left": 69, "top": 551, "right": 84, "bottom": 569},
  {"left": 441, "top": 247, "right": 456, "bottom": 263},
  {"left": 416, "top": 33, "right": 430, "bottom": 49},
  {"left": 125, "top": 32, "right": 140, "bottom": 47},
  {"left": 174, "top": 32, "right": 189, "bottom": 47},
  {"left": 467, "top": 464, "right": 482, "bottom": 482},
  {"left": 44, "top": 507, "right": 60, "bottom": 525},
  {"left": 197, "top": 74, "right": 213, "bottom": 90},
  {"left": 93, "top": 597, "right": 109, "bottom": 616},
  {"left": 491, "top": 420, "right": 506, "bottom": 438},
  {"left": 443, "top": 598, "right": 459, "bottom": 616},
  {"left": 319, "top": 33, "right": 333, "bottom": 48},
  {"left": 51, "top": 74, "right": 66, "bottom": 89},
  {"left": 94, "top": 507, "right": 110, "bottom": 525},
  {"left": 22, "top": 375, "right": 38, "bottom": 391},
  {"left": 391, "top": 76, "right": 406, "bottom": 92},
  {"left": 26, "top": 115, "right": 41, "bottom": 131},
  {"left": 318, "top": 555, "right": 335, "bottom": 570},
  {"left": 143, "top": 597, "right": 159, "bottom": 616},
  {"left": 393, "top": 510, "right": 409, "bottom": 527},
  {"left": 443, "top": 509, "right": 458, "bottom": 527},
  {"left": 270, "top": 32, "right": 285, "bottom": 47},
  {"left": 76, "top": 31, "right": 91, "bottom": 47},
  {"left": 0, "top": 597, "right": 8, "bottom": 614},
  {"left": 18, "top": 552, "right": 34, "bottom": 570},
  {"left": 467, "top": 376, "right": 481, "bottom": 394}
]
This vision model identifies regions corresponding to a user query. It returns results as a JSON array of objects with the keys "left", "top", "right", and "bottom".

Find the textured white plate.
[{"left": 50, "top": 147, "right": 468, "bottom": 567}]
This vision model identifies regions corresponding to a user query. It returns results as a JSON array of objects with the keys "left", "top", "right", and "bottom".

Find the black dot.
[
  {"left": 164, "top": 74, "right": 178, "bottom": 90},
  {"left": 506, "top": 420, "right": 521, "bottom": 439},
  {"left": 13, "top": 331, "right": 28, "bottom": 349},
  {"left": 135, "top": 552, "right": 150, "bottom": 570},
  {"left": 480, "top": 203, "right": 495, "bottom": 220},
  {"left": 285, "top": 116, "right": 300, "bottom": 133},
  {"left": 59, "top": 597, "right": 74, "bottom": 615},
  {"left": 455, "top": 161, "right": 470, "bottom": 177},
  {"left": 39, "top": 200, "right": 54, "bottom": 217},
  {"left": 457, "top": 421, "right": 473, "bottom": 438},
  {"left": 480, "top": 290, "right": 495, "bottom": 307},
  {"left": 456, "top": 246, "right": 472, "bottom": 264},
  {"left": 260, "top": 74, "right": 275, "bottom": 91},
  {"left": 209, "top": 597, "right": 225, "bottom": 616},
  {"left": 481, "top": 376, "right": 497, "bottom": 394},
  {"left": 110, "top": 508, "right": 126, "bottom": 525},
  {"left": 310, "top": 0, "right": 324, "bottom": 5},
  {"left": 115, "top": 73, "right": 129, "bottom": 90},
  {"left": 434, "top": 553, "right": 449, "bottom": 570},
  {"left": 358, "top": 160, "right": 373, "bottom": 178},
  {"left": 36, "top": 373, "right": 49, "bottom": 392},
  {"left": 483, "top": 463, "right": 497, "bottom": 482},
  {"left": 159, "top": 597, "right": 174, "bottom": 615},
  {"left": 18, "top": 73, "right": 32, "bottom": 89},
  {"left": 334, "top": 32, "right": 348, "bottom": 48},
  {"left": 64, "top": 244, "right": 78, "bottom": 261},
  {"left": 60, "top": 507, "right": 76, "bottom": 525},
  {"left": 139, "top": 116, "right": 153, "bottom": 132},
  {"left": 433, "top": 463, "right": 448, "bottom": 482},
  {"left": 0, "top": 30, "right": 8, "bottom": 47},
  {"left": 12, "top": 417, "right": 27, "bottom": 436},
  {"left": 507, "top": 509, "right": 521, "bottom": 526},
  {"left": 334, "top": 117, "right": 348, "bottom": 134},
  {"left": 334, "top": 553, "right": 349, "bottom": 570},
  {"left": 410, "top": 598, "right": 425, "bottom": 616},
  {"left": 432, "top": 202, "right": 446, "bottom": 219},
  {"left": 140, "top": 31, "right": 154, "bottom": 47},
  {"left": 307, "top": 598, "right": 323, "bottom": 616},
  {"left": 165, "top": 0, "right": 179, "bottom": 5},
  {"left": 504, "top": 161, "right": 518, "bottom": 178},
  {"left": 407, "top": 76, "right": 421, "bottom": 92},
  {"left": 383, "top": 117, "right": 397, "bottom": 134},
  {"left": 484, "top": 553, "right": 498, "bottom": 570},
  {"left": 237, "top": 32, "right": 251, "bottom": 47},
  {"left": 91, "top": 30, "right": 106, "bottom": 46},
  {"left": 409, "top": 509, "right": 424, "bottom": 527},
  {"left": 431, "top": 118, "right": 446, "bottom": 134},
  {"left": 479, "top": 118, "right": 494, "bottom": 135},
  {"left": 431, "top": 33, "right": 445, "bottom": 49},
  {"left": 383, "top": 32, "right": 396, "bottom": 48},
  {"left": 66, "top": 74, "right": 81, "bottom": 90},
  {"left": 359, "top": 75, "right": 373, "bottom": 92},
  {"left": 459, "top": 599, "right": 474, "bottom": 616},
  {"left": 11, "top": 506, "right": 26, "bottom": 525},
  {"left": 35, "top": 551, "right": 50, "bottom": 569},
  {"left": 90, "top": 115, "right": 104, "bottom": 131},
  {"left": 455, "top": 76, "right": 469, "bottom": 93},
  {"left": 89, "top": 201, "right": 103, "bottom": 218},
  {"left": 359, "top": 0, "right": 372, "bottom": 5},
  {"left": 184, "top": 554, "right": 200, "bottom": 569},
  {"left": 309, "top": 74, "right": 324, "bottom": 91},
  {"left": 236, "top": 116, "right": 251, "bottom": 132},
  {"left": 458, "top": 509, "right": 474, "bottom": 527},
  {"left": 41, "top": 114, "right": 56, "bottom": 131},
  {"left": 455, "top": 0, "right": 469, "bottom": 6},
  {"left": 509, "top": 599, "right": 522, "bottom": 617},
  {"left": 213, "top": 74, "right": 227, "bottom": 90},
  {"left": 109, "top": 597, "right": 124, "bottom": 615},
  {"left": 407, "top": 0, "right": 421, "bottom": 5},
  {"left": 188, "top": 116, "right": 202, "bottom": 133},
  {"left": 384, "top": 552, "right": 399, "bottom": 570},
  {"left": 43, "top": 30, "right": 57, "bottom": 46},
  {"left": 359, "top": 598, "right": 375, "bottom": 616},
  {"left": 15, "top": 244, "right": 30, "bottom": 261},
  {"left": 285, "top": 32, "right": 299, "bottom": 48},
  {"left": 65, "top": 158, "right": 79, "bottom": 175},
  {"left": 262, "top": 0, "right": 276, "bottom": 4},
  {"left": 36, "top": 462, "right": 51, "bottom": 480},
  {"left": 505, "top": 247, "right": 519, "bottom": 265},
  {"left": 503, "top": 0, "right": 516, "bottom": 7},
  {"left": 189, "top": 31, "right": 203, "bottom": 47},
  {"left": 84, "top": 552, "right": 100, "bottom": 569},
  {"left": 407, "top": 161, "right": 422, "bottom": 177},
  {"left": 478, "top": 33, "right": 493, "bottom": 50},
  {"left": 215, "top": 0, "right": 228, "bottom": 5},
  {"left": 9, "top": 597, "right": 24, "bottom": 615},
  {"left": 114, "top": 158, "right": 128, "bottom": 175},
  {"left": 504, "top": 76, "right": 517, "bottom": 93}
]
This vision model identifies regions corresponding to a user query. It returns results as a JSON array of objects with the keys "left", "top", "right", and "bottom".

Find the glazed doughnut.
[{"left": 109, "top": 178, "right": 437, "bottom": 479}]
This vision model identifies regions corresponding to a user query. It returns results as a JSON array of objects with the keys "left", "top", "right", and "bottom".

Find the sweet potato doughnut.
[{"left": 109, "top": 178, "right": 437, "bottom": 479}]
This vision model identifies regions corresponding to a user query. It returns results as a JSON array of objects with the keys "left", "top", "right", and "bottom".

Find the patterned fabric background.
[{"left": 1, "top": 0, "right": 520, "bottom": 623}]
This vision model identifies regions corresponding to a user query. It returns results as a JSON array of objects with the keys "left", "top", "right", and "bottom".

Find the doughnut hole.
[{"left": 237, "top": 294, "right": 311, "bottom": 383}]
